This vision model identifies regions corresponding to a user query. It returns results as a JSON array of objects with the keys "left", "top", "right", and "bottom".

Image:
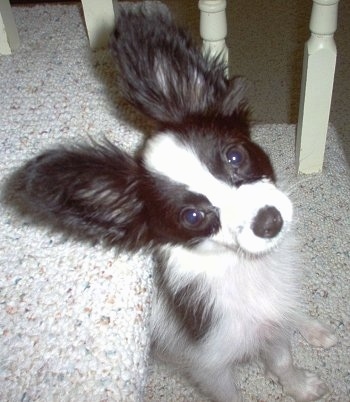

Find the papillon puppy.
[{"left": 19, "top": 7, "right": 337, "bottom": 402}]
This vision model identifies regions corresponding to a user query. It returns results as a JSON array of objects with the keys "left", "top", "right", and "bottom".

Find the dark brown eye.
[
  {"left": 226, "top": 147, "right": 244, "bottom": 166},
  {"left": 180, "top": 208, "right": 205, "bottom": 228}
]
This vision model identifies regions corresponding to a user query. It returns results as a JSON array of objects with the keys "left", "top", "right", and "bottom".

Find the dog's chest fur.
[{"left": 152, "top": 242, "right": 299, "bottom": 362}]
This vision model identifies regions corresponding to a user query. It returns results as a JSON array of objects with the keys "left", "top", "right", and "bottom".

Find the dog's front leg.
[{"left": 261, "top": 338, "right": 329, "bottom": 401}]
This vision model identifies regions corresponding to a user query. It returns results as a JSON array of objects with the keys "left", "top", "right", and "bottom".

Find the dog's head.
[
  {"left": 109, "top": 8, "right": 293, "bottom": 256},
  {"left": 139, "top": 117, "right": 292, "bottom": 256},
  {"left": 19, "top": 9, "right": 292, "bottom": 257}
]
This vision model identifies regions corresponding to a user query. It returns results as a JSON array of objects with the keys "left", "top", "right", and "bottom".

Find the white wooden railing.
[
  {"left": 0, "top": 0, "right": 340, "bottom": 174},
  {"left": 0, "top": 0, "right": 20, "bottom": 54},
  {"left": 296, "top": 0, "right": 339, "bottom": 174},
  {"left": 198, "top": 0, "right": 228, "bottom": 67}
]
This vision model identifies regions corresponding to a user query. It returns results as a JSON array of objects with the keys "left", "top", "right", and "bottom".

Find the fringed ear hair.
[
  {"left": 110, "top": 8, "right": 247, "bottom": 127},
  {"left": 221, "top": 77, "right": 249, "bottom": 117},
  {"left": 20, "top": 141, "right": 151, "bottom": 251},
  {"left": 218, "top": 76, "right": 251, "bottom": 134}
]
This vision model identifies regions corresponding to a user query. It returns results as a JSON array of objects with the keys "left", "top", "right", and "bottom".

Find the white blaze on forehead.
[{"left": 143, "top": 132, "right": 232, "bottom": 206}]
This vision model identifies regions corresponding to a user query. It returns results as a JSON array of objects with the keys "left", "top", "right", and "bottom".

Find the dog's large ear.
[
  {"left": 110, "top": 8, "right": 248, "bottom": 126},
  {"left": 19, "top": 141, "right": 150, "bottom": 251}
]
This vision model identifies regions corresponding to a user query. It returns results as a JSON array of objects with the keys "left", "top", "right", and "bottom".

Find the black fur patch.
[
  {"left": 172, "top": 280, "right": 214, "bottom": 341},
  {"left": 140, "top": 170, "right": 221, "bottom": 247},
  {"left": 166, "top": 117, "right": 275, "bottom": 187},
  {"left": 155, "top": 252, "right": 215, "bottom": 341}
]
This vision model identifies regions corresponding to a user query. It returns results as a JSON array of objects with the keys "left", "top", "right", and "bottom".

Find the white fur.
[
  {"left": 144, "top": 132, "right": 227, "bottom": 204},
  {"left": 152, "top": 239, "right": 300, "bottom": 358},
  {"left": 216, "top": 180, "right": 293, "bottom": 254}
]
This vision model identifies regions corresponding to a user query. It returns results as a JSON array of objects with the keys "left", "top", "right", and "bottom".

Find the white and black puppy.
[{"left": 20, "top": 7, "right": 337, "bottom": 402}]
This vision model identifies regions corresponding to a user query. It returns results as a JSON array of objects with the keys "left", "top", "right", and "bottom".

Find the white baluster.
[
  {"left": 198, "top": 0, "right": 228, "bottom": 69},
  {"left": 296, "top": 0, "right": 339, "bottom": 174},
  {"left": 81, "top": 0, "right": 116, "bottom": 49},
  {"left": 0, "top": 0, "right": 20, "bottom": 55}
]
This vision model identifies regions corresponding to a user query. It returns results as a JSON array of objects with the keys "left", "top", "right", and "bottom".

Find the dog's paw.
[
  {"left": 283, "top": 370, "right": 329, "bottom": 402},
  {"left": 298, "top": 319, "right": 337, "bottom": 349}
]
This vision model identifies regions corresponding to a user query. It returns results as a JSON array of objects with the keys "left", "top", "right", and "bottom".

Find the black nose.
[{"left": 251, "top": 206, "right": 283, "bottom": 239}]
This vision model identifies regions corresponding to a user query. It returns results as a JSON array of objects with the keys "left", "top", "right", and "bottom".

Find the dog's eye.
[
  {"left": 226, "top": 147, "right": 244, "bottom": 166},
  {"left": 180, "top": 208, "right": 205, "bottom": 228}
]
